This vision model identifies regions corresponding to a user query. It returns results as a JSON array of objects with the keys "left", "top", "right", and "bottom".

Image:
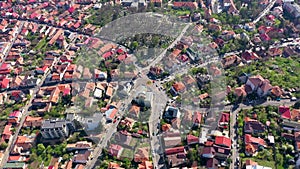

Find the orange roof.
[
  {"left": 172, "top": 82, "right": 185, "bottom": 92},
  {"left": 169, "top": 49, "right": 181, "bottom": 59},
  {"left": 291, "top": 109, "right": 300, "bottom": 121},
  {"left": 64, "top": 160, "right": 72, "bottom": 169},
  {"left": 199, "top": 93, "right": 209, "bottom": 100},
  {"left": 245, "top": 159, "right": 258, "bottom": 166},
  {"left": 75, "top": 164, "right": 84, "bottom": 169},
  {"left": 162, "top": 124, "right": 171, "bottom": 131},
  {"left": 25, "top": 116, "right": 42, "bottom": 122},
  {"left": 234, "top": 85, "right": 247, "bottom": 97},
  {"left": 271, "top": 86, "right": 283, "bottom": 97},
  {"left": 109, "top": 109, "right": 118, "bottom": 119},
  {"left": 106, "top": 86, "right": 114, "bottom": 97},
  {"left": 129, "top": 105, "right": 140, "bottom": 116}
]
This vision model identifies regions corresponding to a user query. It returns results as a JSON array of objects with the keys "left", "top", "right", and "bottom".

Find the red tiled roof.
[
  {"left": 245, "top": 134, "right": 266, "bottom": 146},
  {"left": 173, "top": 2, "right": 198, "bottom": 9},
  {"left": 187, "top": 134, "right": 198, "bottom": 144},
  {"left": 165, "top": 146, "right": 185, "bottom": 155},
  {"left": 172, "top": 82, "right": 185, "bottom": 92},
  {"left": 9, "top": 110, "right": 21, "bottom": 118},
  {"left": 215, "top": 136, "right": 231, "bottom": 148},
  {"left": 279, "top": 106, "right": 291, "bottom": 119}
]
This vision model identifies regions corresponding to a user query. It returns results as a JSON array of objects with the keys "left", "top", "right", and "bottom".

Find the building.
[
  {"left": 40, "top": 119, "right": 74, "bottom": 139},
  {"left": 164, "top": 106, "right": 181, "bottom": 121},
  {"left": 108, "top": 144, "right": 124, "bottom": 159},
  {"left": 3, "top": 162, "right": 26, "bottom": 169},
  {"left": 132, "top": 85, "right": 153, "bottom": 108}
]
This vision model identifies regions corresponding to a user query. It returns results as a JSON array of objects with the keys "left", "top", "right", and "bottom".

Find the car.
[{"left": 291, "top": 97, "right": 297, "bottom": 101}]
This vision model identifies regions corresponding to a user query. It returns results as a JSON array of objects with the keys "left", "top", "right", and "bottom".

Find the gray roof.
[{"left": 42, "top": 119, "right": 68, "bottom": 129}]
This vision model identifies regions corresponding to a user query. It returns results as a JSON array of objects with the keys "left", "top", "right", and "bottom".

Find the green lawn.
[
  {"left": 242, "top": 158, "right": 276, "bottom": 168},
  {"left": 121, "top": 148, "right": 134, "bottom": 160},
  {"left": 227, "top": 57, "right": 300, "bottom": 89},
  {"left": 34, "top": 37, "right": 47, "bottom": 50}
]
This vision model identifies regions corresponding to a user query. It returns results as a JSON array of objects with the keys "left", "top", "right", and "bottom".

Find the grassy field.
[
  {"left": 242, "top": 157, "right": 276, "bottom": 168},
  {"left": 227, "top": 57, "right": 300, "bottom": 89}
]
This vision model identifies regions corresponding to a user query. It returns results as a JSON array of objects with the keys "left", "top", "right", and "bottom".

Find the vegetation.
[{"left": 227, "top": 57, "right": 300, "bottom": 89}]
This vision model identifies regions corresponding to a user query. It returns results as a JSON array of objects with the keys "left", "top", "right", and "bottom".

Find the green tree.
[
  {"left": 0, "top": 142, "right": 8, "bottom": 150},
  {"left": 37, "top": 143, "right": 45, "bottom": 155},
  {"left": 131, "top": 41, "right": 139, "bottom": 50},
  {"left": 276, "top": 153, "right": 284, "bottom": 166}
]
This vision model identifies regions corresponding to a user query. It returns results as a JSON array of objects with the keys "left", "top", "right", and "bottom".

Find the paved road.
[
  {"left": 0, "top": 21, "right": 25, "bottom": 168},
  {"left": 148, "top": 81, "right": 168, "bottom": 169},
  {"left": 0, "top": 21, "right": 24, "bottom": 67},
  {"left": 228, "top": 99, "right": 297, "bottom": 169},
  {"left": 86, "top": 22, "right": 191, "bottom": 169},
  {"left": 0, "top": 56, "right": 60, "bottom": 168},
  {"left": 85, "top": 75, "right": 157, "bottom": 169},
  {"left": 141, "top": 23, "right": 191, "bottom": 72},
  {"left": 252, "top": 0, "right": 277, "bottom": 24}
]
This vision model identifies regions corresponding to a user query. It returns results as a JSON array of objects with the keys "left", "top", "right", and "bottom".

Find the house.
[
  {"left": 138, "top": 161, "right": 153, "bottom": 169},
  {"left": 192, "top": 111, "right": 202, "bottom": 127},
  {"left": 35, "top": 66, "right": 49, "bottom": 75},
  {"left": 7, "top": 155, "right": 26, "bottom": 163},
  {"left": 14, "top": 135, "right": 34, "bottom": 151},
  {"left": 218, "top": 112, "right": 229, "bottom": 129},
  {"left": 105, "top": 108, "right": 118, "bottom": 122},
  {"left": 283, "top": 47, "right": 296, "bottom": 57},
  {"left": 234, "top": 85, "right": 247, "bottom": 97},
  {"left": 3, "top": 162, "right": 26, "bottom": 169},
  {"left": 279, "top": 106, "right": 291, "bottom": 119},
  {"left": 187, "top": 134, "right": 199, "bottom": 145},
  {"left": 40, "top": 119, "right": 74, "bottom": 140},
  {"left": 206, "top": 158, "right": 218, "bottom": 169},
  {"left": 72, "top": 150, "right": 91, "bottom": 164},
  {"left": 173, "top": 2, "right": 198, "bottom": 9},
  {"left": 267, "top": 47, "right": 282, "bottom": 57},
  {"left": 108, "top": 144, "right": 124, "bottom": 159},
  {"left": 222, "top": 55, "right": 241, "bottom": 68},
  {"left": 149, "top": 66, "right": 163, "bottom": 78},
  {"left": 246, "top": 75, "right": 272, "bottom": 97},
  {"left": 170, "top": 82, "right": 185, "bottom": 96},
  {"left": 213, "top": 144, "right": 231, "bottom": 159},
  {"left": 161, "top": 124, "right": 171, "bottom": 132},
  {"left": 94, "top": 69, "right": 107, "bottom": 80},
  {"left": 163, "top": 132, "right": 182, "bottom": 148},
  {"left": 134, "top": 147, "right": 150, "bottom": 162},
  {"left": 8, "top": 110, "right": 22, "bottom": 124},
  {"left": 150, "top": 0, "right": 162, "bottom": 7},
  {"left": 66, "top": 141, "right": 92, "bottom": 151},
  {"left": 114, "top": 132, "right": 132, "bottom": 146},
  {"left": 283, "top": 2, "right": 300, "bottom": 18},
  {"left": 271, "top": 86, "right": 283, "bottom": 97},
  {"left": 291, "top": 109, "right": 300, "bottom": 121},
  {"left": 0, "top": 77, "right": 10, "bottom": 89},
  {"left": 244, "top": 134, "right": 267, "bottom": 156},
  {"left": 105, "top": 85, "right": 114, "bottom": 99},
  {"left": 214, "top": 136, "right": 231, "bottom": 148},
  {"left": 165, "top": 146, "right": 185, "bottom": 155},
  {"left": 207, "top": 23, "right": 222, "bottom": 32},
  {"left": 202, "top": 147, "right": 215, "bottom": 158},
  {"left": 244, "top": 117, "right": 265, "bottom": 134},
  {"left": 23, "top": 116, "right": 43, "bottom": 128},
  {"left": 108, "top": 162, "right": 124, "bottom": 169},
  {"left": 126, "top": 102, "right": 141, "bottom": 117},
  {"left": 241, "top": 51, "right": 260, "bottom": 62},
  {"left": 164, "top": 106, "right": 180, "bottom": 121},
  {"left": 282, "top": 119, "right": 300, "bottom": 131},
  {"left": 2, "top": 124, "right": 12, "bottom": 142}
]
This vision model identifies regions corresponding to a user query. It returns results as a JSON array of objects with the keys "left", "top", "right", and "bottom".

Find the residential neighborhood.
[{"left": 0, "top": 0, "right": 299, "bottom": 169}]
